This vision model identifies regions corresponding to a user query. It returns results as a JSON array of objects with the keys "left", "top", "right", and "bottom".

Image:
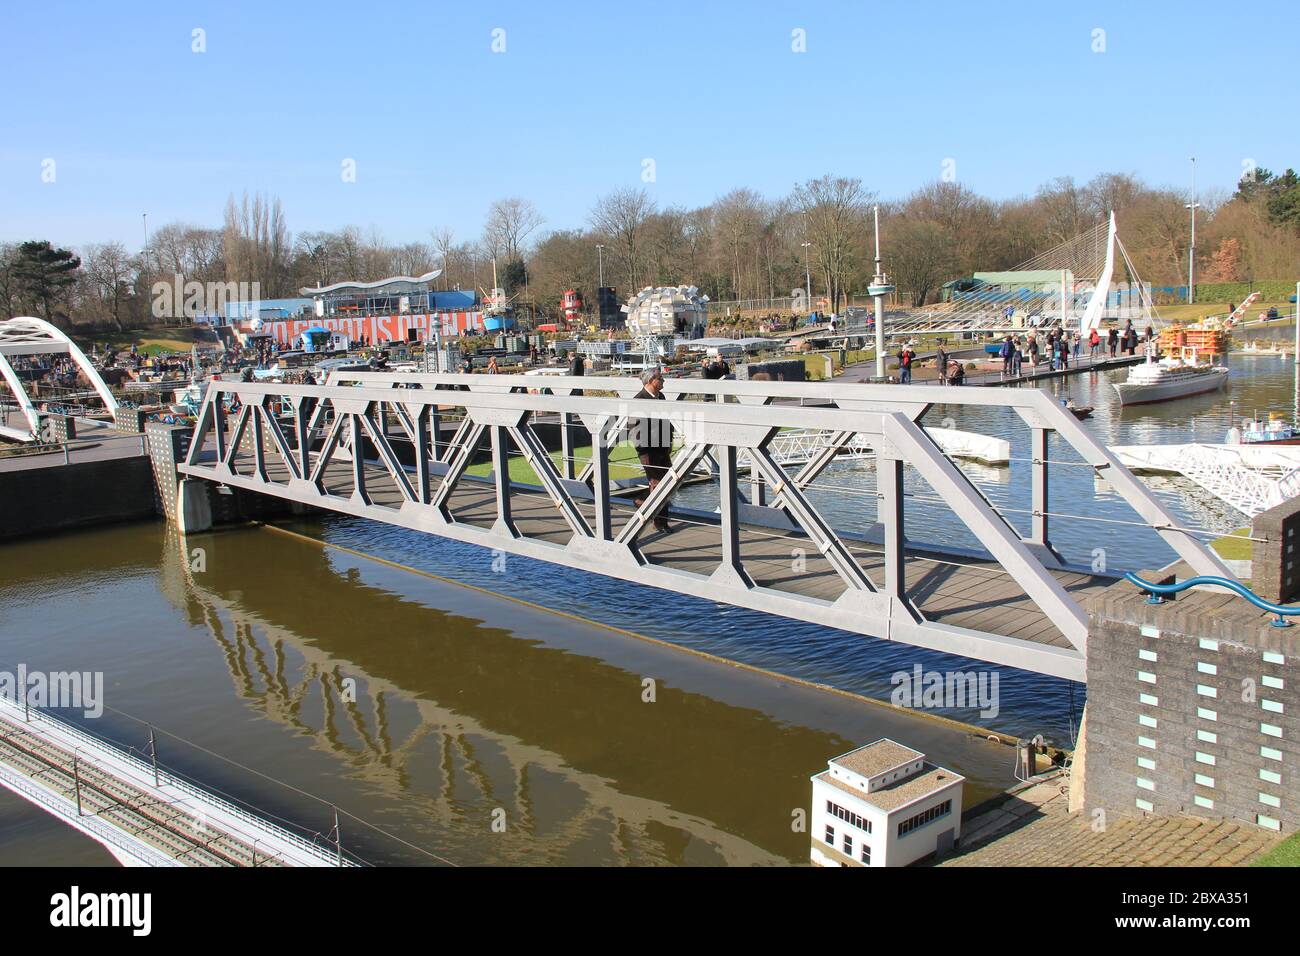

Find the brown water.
[{"left": 0, "top": 521, "right": 1014, "bottom": 866}]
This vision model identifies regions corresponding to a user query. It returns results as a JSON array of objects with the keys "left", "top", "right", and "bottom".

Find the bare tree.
[
  {"left": 483, "top": 198, "right": 544, "bottom": 264},
  {"left": 431, "top": 227, "right": 455, "bottom": 290},
  {"left": 222, "top": 192, "right": 290, "bottom": 295},
  {"left": 1085, "top": 172, "right": 1143, "bottom": 220},
  {"left": 82, "top": 242, "right": 135, "bottom": 330},
  {"left": 1036, "top": 176, "right": 1092, "bottom": 245},
  {"left": 590, "top": 187, "right": 656, "bottom": 292},
  {"left": 888, "top": 219, "right": 957, "bottom": 307},
  {"left": 792, "top": 175, "right": 871, "bottom": 312},
  {"left": 713, "top": 188, "right": 765, "bottom": 299}
]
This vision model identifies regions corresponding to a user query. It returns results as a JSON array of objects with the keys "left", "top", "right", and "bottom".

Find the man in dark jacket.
[
  {"left": 569, "top": 350, "right": 585, "bottom": 397},
  {"left": 629, "top": 367, "right": 673, "bottom": 532}
]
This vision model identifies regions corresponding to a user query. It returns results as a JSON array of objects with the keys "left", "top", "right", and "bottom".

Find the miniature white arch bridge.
[{"left": 0, "top": 316, "right": 119, "bottom": 441}]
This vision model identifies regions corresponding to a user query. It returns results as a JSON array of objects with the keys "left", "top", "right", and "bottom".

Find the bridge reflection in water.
[{"left": 152, "top": 525, "right": 1010, "bottom": 865}]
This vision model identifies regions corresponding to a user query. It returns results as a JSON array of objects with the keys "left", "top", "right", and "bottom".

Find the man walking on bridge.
[{"left": 629, "top": 367, "right": 674, "bottom": 533}]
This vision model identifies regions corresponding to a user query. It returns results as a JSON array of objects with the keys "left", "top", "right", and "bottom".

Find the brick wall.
[
  {"left": 113, "top": 407, "right": 146, "bottom": 433},
  {"left": 1085, "top": 582, "right": 1298, "bottom": 834},
  {"left": 1252, "top": 496, "right": 1300, "bottom": 603},
  {"left": 145, "top": 422, "right": 191, "bottom": 522}
]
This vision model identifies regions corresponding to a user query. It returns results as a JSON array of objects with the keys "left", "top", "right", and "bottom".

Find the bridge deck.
[{"left": 191, "top": 445, "right": 1111, "bottom": 652}]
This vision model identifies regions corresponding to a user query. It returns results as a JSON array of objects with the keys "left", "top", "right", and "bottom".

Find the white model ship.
[{"left": 1112, "top": 346, "right": 1228, "bottom": 406}]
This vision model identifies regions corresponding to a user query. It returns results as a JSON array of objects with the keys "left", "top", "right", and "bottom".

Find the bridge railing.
[
  {"left": 324, "top": 370, "right": 1233, "bottom": 582},
  {"left": 178, "top": 373, "right": 1233, "bottom": 681}
]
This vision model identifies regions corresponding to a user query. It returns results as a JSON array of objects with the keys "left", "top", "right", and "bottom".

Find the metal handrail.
[{"left": 1124, "top": 572, "right": 1299, "bottom": 628}]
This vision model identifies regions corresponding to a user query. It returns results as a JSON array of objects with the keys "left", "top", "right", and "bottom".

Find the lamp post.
[
  {"left": 801, "top": 241, "right": 812, "bottom": 314},
  {"left": 868, "top": 205, "right": 894, "bottom": 379},
  {"left": 596, "top": 244, "right": 605, "bottom": 288},
  {"left": 1185, "top": 156, "right": 1200, "bottom": 305}
]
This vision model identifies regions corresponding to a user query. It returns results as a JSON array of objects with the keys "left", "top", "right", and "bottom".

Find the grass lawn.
[
  {"left": 1210, "top": 528, "right": 1252, "bottom": 562},
  {"left": 72, "top": 327, "right": 211, "bottom": 356},
  {"left": 464, "top": 441, "right": 656, "bottom": 484},
  {"left": 1251, "top": 829, "right": 1300, "bottom": 866},
  {"left": 1160, "top": 302, "right": 1292, "bottom": 325}
]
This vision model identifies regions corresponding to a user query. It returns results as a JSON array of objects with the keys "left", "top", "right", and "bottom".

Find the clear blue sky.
[{"left": 2, "top": 0, "right": 1295, "bottom": 250}]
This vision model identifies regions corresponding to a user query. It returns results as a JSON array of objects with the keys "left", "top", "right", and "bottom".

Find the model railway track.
[{"left": 0, "top": 724, "right": 288, "bottom": 866}]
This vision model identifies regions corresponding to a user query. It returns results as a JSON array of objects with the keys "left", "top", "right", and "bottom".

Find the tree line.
[{"left": 2, "top": 168, "right": 1297, "bottom": 331}]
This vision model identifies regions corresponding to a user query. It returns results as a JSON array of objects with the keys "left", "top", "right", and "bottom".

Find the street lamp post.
[
  {"left": 801, "top": 241, "right": 812, "bottom": 315},
  {"left": 596, "top": 244, "right": 605, "bottom": 289},
  {"left": 1186, "top": 156, "right": 1200, "bottom": 305},
  {"left": 868, "top": 205, "right": 894, "bottom": 380}
]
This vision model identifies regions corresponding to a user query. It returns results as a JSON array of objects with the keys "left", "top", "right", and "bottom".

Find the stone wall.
[
  {"left": 1084, "top": 581, "right": 1299, "bottom": 834},
  {"left": 0, "top": 457, "right": 156, "bottom": 539}
]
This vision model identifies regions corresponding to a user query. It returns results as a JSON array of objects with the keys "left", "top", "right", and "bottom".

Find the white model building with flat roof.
[{"left": 810, "top": 738, "right": 965, "bottom": 867}]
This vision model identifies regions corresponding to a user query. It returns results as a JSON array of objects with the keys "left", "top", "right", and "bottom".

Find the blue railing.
[{"left": 1124, "top": 572, "right": 1299, "bottom": 628}]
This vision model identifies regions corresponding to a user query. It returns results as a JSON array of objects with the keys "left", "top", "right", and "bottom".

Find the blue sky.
[{"left": 1, "top": 0, "right": 1296, "bottom": 250}]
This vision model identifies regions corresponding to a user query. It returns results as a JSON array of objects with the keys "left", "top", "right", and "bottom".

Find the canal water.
[
  {"left": 1, "top": 521, "right": 1018, "bottom": 866},
  {"left": 0, "top": 353, "right": 1288, "bottom": 866}
]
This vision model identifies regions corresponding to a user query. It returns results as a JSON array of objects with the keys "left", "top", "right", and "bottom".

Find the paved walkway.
[
  {"left": 936, "top": 774, "right": 1280, "bottom": 867},
  {"left": 0, "top": 421, "right": 145, "bottom": 473},
  {"left": 838, "top": 350, "right": 1144, "bottom": 388}
]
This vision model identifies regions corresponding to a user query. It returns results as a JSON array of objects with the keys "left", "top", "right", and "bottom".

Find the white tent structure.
[{"left": 0, "top": 316, "right": 119, "bottom": 441}]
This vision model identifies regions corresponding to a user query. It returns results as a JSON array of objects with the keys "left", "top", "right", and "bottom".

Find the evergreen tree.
[
  {"left": 13, "top": 240, "right": 81, "bottom": 324},
  {"left": 500, "top": 258, "right": 528, "bottom": 297}
]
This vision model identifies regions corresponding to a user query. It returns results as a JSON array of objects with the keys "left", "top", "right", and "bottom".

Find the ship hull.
[{"left": 1112, "top": 367, "right": 1229, "bottom": 406}]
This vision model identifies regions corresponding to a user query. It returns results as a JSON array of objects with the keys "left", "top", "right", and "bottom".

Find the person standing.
[
  {"left": 935, "top": 344, "right": 947, "bottom": 385},
  {"left": 999, "top": 335, "right": 1013, "bottom": 377},
  {"left": 1108, "top": 327, "right": 1118, "bottom": 358},
  {"left": 486, "top": 355, "right": 500, "bottom": 374},
  {"left": 1088, "top": 327, "right": 1100, "bottom": 359},
  {"left": 569, "top": 348, "right": 585, "bottom": 396},
  {"left": 701, "top": 352, "right": 729, "bottom": 400},
  {"left": 1011, "top": 338, "right": 1023, "bottom": 377},
  {"left": 629, "top": 367, "right": 673, "bottom": 533},
  {"left": 898, "top": 343, "right": 914, "bottom": 384}
]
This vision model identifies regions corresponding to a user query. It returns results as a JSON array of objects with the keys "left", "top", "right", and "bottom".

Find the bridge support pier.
[
  {"left": 176, "top": 479, "right": 213, "bottom": 534},
  {"left": 1083, "top": 578, "right": 1299, "bottom": 834}
]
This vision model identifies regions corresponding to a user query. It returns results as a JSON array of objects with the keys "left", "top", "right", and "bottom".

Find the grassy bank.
[
  {"left": 72, "top": 327, "right": 211, "bottom": 356},
  {"left": 1159, "top": 301, "right": 1293, "bottom": 325},
  {"left": 1210, "top": 528, "right": 1252, "bottom": 562},
  {"left": 1252, "top": 829, "right": 1300, "bottom": 866}
]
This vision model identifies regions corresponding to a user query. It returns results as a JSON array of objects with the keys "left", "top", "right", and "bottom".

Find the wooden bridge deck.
[{"left": 192, "top": 445, "right": 1112, "bottom": 651}]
